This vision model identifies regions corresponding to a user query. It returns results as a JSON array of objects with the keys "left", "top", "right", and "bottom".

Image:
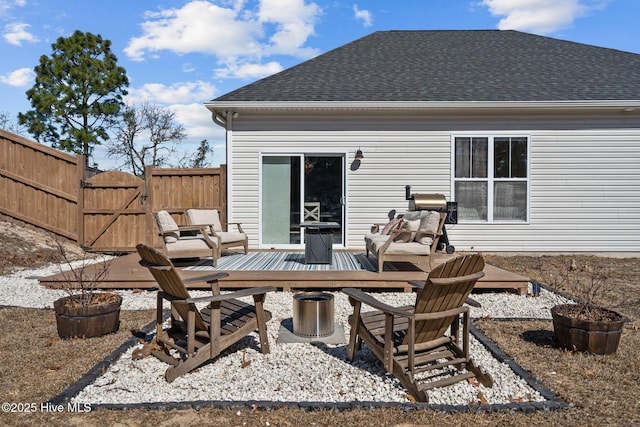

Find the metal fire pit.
[{"left": 293, "top": 292, "right": 335, "bottom": 338}]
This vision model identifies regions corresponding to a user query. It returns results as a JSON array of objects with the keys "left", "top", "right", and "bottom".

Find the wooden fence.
[{"left": 0, "top": 129, "right": 227, "bottom": 252}]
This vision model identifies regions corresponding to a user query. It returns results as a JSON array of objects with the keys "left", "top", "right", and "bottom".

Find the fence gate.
[{"left": 81, "top": 171, "right": 147, "bottom": 252}]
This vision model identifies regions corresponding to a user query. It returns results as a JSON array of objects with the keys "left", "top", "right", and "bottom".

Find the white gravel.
[{"left": 0, "top": 260, "right": 571, "bottom": 407}]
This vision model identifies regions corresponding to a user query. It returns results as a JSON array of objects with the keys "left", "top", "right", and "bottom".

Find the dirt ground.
[{"left": 1, "top": 220, "right": 639, "bottom": 426}]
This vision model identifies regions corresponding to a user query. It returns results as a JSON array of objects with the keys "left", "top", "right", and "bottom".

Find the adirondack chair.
[
  {"left": 134, "top": 243, "right": 276, "bottom": 382},
  {"left": 342, "top": 254, "right": 493, "bottom": 402}
]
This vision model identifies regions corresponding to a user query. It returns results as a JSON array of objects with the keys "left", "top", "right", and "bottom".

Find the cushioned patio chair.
[
  {"left": 364, "top": 210, "right": 446, "bottom": 272},
  {"left": 186, "top": 208, "right": 248, "bottom": 265},
  {"left": 342, "top": 254, "right": 493, "bottom": 402},
  {"left": 154, "top": 210, "right": 218, "bottom": 263},
  {"left": 134, "top": 244, "right": 276, "bottom": 382}
]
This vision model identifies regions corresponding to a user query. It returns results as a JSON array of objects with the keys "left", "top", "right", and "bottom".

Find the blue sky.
[{"left": 1, "top": 0, "right": 639, "bottom": 169}]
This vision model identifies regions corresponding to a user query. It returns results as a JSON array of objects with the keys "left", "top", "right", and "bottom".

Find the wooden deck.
[{"left": 39, "top": 251, "right": 529, "bottom": 294}]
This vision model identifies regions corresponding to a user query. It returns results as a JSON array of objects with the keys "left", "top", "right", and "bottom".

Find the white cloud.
[
  {"left": 182, "top": 63, "right": 196, "bottom": 73},
  {"left": 0, "top": 1, "right": 27, "bottom": 18},
  {"left": 168, "top": 102, "right": 227, "bottom": 167},
  {"left": 481, "top": 0, "right": 611, "bottom": 34},
  {"left": 215, "top": 60, "right": 283, "bottom": 79},
  {"left": 170, "top": 102, "right": 223, "bottom": 140},
  {"left": 257, "top": 0, "right": 321, "bottom": 56},
  {"left": 126, "top": 81, "right": 217, "bottom": 105},
  {"left": 353, "top": 4, "right": 372, "bottom": 27},
  {"left": 0, "top": 67, "right": 34, "bottom": 86},
  {"left": 124, "top": 1, "right": 262, "bottom": 61},
  {"left": 123, "top": 83, "right": 225, "bottom": 162},
  {"left": 3, "top": 21, "right": 39, "bottom": 45},
  {"left": 124, "top": 0, "right": 321, "bottom": 79}
]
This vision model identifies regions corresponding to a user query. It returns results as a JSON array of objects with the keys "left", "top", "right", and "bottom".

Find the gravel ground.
[{"left": 0, "top": 259, "right": 572, "bottom": 407}]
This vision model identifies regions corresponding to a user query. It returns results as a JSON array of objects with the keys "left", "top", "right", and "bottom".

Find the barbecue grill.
[{"left": 405, "top": 186, "right": 457, "bottom": 254}]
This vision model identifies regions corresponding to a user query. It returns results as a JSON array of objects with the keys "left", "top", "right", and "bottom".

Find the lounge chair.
[
  {"left": 154, "top": 210, "right": 218, "bottom": 263},
  {"left": 134, "top": 244, "right": 276, "bottom": 382},
  {"left": 364, "top": 210, "right": 446, "bottom": 272},
  {"left": 185, "top": 208, "right": 248, "bottom": 264},
  {"left": 342, "top": 254, "right": 493, "bottom": 402}
]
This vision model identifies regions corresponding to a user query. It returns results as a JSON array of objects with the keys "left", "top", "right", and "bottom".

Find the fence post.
[
  {"left": 144, "top": 165, "right": 154, "bottom": 246},
  {"left": 76, "top": 154, "right": 86, "bottom": 247}
]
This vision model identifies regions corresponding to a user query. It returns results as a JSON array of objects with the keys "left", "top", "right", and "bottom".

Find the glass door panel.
[
  {"left": 303, "top": 155, "right": 343, "bottom": 245},
  {"left": 261, "top": 156, "right": 300, "bottom": 244}
]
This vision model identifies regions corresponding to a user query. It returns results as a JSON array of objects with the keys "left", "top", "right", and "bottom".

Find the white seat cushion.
[
  {"left": 166, "top": 236, "right": 215, "bottom": 251},
  {"left": 365, "top": 233, "right": 432, "bottom": 255},
  {"left": 218, "top": 231, "right": 247, "bottom": 244}
]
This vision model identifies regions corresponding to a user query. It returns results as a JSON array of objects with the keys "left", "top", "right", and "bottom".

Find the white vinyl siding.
[
  {"left": 229, "top": 130, "right": 451, "bottom": 249},
  {"left": 225, "top": 115, "right": 640, "bottom": 253},
  {"left": 450, "top": 129, "right": 640, "bottom": 252}
]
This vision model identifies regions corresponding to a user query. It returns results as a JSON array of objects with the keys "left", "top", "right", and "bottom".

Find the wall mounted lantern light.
[{"left": 355, "top": 148, "right": 364, "bottom": 160}]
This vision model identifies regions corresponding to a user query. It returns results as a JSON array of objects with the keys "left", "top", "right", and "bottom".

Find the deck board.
[{"left": 38, "top": 251, "right": 529, "bottom": 294}]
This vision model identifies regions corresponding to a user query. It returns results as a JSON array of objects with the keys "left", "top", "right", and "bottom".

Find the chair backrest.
[
  {"left": 186, "top": 209, "right": 223, "bottom": 233},
  {"left": 404, "top": 254, "right": 485, "bottom": 346},
  {"left": 155, "top": 211, "right": 181, "bottom": 243},
  {"left": 303, "top": 202, "right": 321, "bottom": 222},
  {"left": 136, "top": 243, "right": 208, "bottom": 331}
]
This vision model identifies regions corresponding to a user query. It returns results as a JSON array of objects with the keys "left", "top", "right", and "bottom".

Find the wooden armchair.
[
  {"left": 134, "top": 244, "right": 276, "bottom": 382},
  {"left": 343, "top": 254, "right": 493, "bottom": 402},
  {"left": 153, "top": 210, "right": 218, "bottom": 263},
  {"left": 364, "top": 211, "right": 446, "bottom": 272},
  {"left": 186, "top": 208, "right": 249, "bottom": 266}
]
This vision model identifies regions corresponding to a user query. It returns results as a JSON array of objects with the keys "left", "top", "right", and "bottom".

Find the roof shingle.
[{"left": 214, "top": 30, "right": 640, "bottom": 102}]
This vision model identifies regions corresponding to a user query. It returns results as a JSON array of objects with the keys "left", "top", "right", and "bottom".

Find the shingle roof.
[{"left": 213, "top": 30, "right": 640, "bottom": 102}]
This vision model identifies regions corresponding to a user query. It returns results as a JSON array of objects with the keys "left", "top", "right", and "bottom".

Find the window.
[{"left": 453, "top": 136, "right": 528, "bottom": 222}]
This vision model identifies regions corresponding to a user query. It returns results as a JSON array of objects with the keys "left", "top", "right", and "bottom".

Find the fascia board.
[{"left": 204, "top": 100, "right": 640, "bottom": 115}]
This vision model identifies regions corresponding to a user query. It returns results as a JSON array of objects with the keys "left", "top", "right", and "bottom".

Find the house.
[{"left": 205, "top": 30, "right": 640, "bottom": 253}]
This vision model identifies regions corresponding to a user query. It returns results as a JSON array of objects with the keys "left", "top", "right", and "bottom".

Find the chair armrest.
[
  {"left": 157, "top": 225, "right": 209, "bottom": 236},
  {"left": 157, "top": 291, "right": 186, "bottom": 303},
  {"left": 226, "top": 222, "right": 245, "bottom": 233},
  {"left": 182, "top": 272, "right": 229, "bottom": 285},
  {"left": 414, "top": 305, "right": 468, "bottom": 321},
  {"left": 185, "top": 286, "right": 277, "bottom": 304},
  {"left": 342, "top": 288, "right": 414, "bottom": 318},
  {"left": 200, "top": 231, "right": 219, "bottom": 247},
  {"left": 177, "top": 225, "right": 208, "bottom": 233},
  {"left": 373, "top": 233, "right": 395, "bottom": 254}
]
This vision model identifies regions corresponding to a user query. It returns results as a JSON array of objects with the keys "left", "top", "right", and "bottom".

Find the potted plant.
[
  {"left": 50, "top": 237, "right": 121, "bottom": 339},
  {"left": 539, "top": 257, "right": 630, "bottom": 355}
]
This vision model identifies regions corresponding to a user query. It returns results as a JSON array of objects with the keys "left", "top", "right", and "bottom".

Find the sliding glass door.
[{"left": 261, "top": 154, "right": 344, "bottom": 248}]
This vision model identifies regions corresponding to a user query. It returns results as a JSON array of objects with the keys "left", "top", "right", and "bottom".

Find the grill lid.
[{"left": 409, "top": 193, "right": 447, "bottom": 211}]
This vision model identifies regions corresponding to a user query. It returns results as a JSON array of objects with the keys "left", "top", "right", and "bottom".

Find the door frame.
[{"left": 258, "top": 151, "right": 348, "bottom": 249}]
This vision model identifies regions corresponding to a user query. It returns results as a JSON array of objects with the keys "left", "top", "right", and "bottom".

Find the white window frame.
[{"left": 451, "top": 134, "right": 530, "bottom": 224}]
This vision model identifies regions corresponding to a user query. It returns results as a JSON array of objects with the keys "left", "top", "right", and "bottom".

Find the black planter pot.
[
  {"left": 551, "top": 304, "right": 628, "bottom": 355},
  {"left": 53, "top": 294, "right": 122, "bottom": 339}
]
